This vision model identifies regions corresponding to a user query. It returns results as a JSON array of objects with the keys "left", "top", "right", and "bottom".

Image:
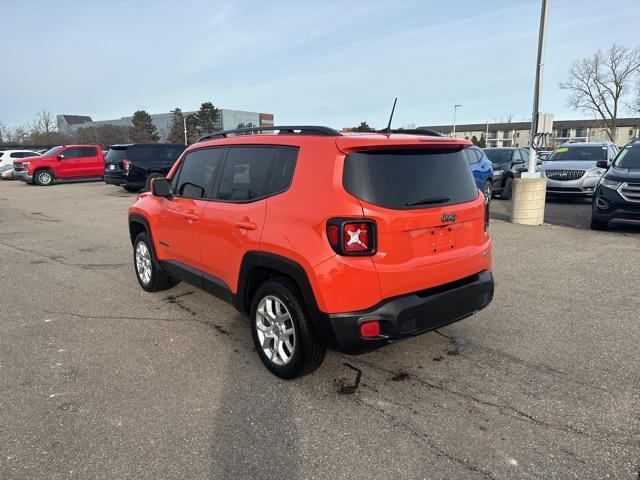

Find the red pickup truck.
[{"left": 13, "top": 145, "right": 104, "bottom": 186}]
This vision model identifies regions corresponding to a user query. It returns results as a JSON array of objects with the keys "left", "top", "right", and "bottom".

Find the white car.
[{"left": 0, "top": 149, "right": 42, "bottom": 179}]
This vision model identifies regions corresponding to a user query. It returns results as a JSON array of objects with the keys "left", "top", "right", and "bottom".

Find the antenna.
[{"left": 385, "top": 98, "right": 397, "bottom": 135}]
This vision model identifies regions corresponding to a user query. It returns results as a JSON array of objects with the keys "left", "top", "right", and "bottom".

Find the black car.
[
  {"left": 483, "top": 147, "right": 530, "bottom": 199},
  {"left": 591, "top": 140, "right": 640, "bottom": 230},
  {"left": 104, "top": 143, "right": 186, "bottom": 192}
]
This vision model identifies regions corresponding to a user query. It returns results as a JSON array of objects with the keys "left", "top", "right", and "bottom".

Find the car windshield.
[
  {"left": 547, "top": 145, "right": 607, "bottom": 161},
  {"left": 484, "top": 149, "right": 512, "bottom": 165},
  {"left": 42, "top": 146, "right": 63, "bottom": 157},
  {"left": 614, "top": 145, "right": 640, "bottom": 169}
]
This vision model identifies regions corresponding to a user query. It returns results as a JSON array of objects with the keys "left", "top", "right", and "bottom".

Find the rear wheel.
[
  {"left": 482, "top": 180, "right": 493, "bottom": 205},
  {"left": 250, "top": 278, "right": 326, "bottom": 379},
  {"left": 34, "top": 169, "right": 54, "bottom": 186},
  {"left": 144, "top": 173, "right": 162, "bottom": 191},
  {"left": 133, "top": 232, "right": 179, "bottom": 292},
  {"left": 500, "top": 177, "right": 513, "bottom": 200},
  {"left": 590, "top": 218, "right": 608, "bottom": 230}
]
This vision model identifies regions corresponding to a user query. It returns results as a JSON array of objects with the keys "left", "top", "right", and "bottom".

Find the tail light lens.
[
  {"left": 122, "top": 159, "right": 131, "bottom": 172},
  {"left": 327, "top": 219, "right": 377, "bottom": 256}
]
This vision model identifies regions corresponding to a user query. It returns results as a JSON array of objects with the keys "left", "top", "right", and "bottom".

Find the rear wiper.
[{"left": 405, "top": 196, "right": 450, "bottom": 206}]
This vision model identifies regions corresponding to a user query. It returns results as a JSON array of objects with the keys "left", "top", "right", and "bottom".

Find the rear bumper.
[
  {"left": 104, "top": 172, "right": 143, "bottom": 188},
  {"left": 14, "top": 170, "right": 32, "bottom": 182},
  {"left": 316, "top": 270, "right": 494, "bottom": 354}
]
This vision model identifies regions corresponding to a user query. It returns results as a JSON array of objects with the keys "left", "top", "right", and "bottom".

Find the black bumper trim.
[{"left": 320, "top": 271, "right": 494, "bottom": 354}]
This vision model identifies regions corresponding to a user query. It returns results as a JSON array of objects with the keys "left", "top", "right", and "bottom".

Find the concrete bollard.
[{"left": 510, "top": 177, "right": 547, "bottom": 225}]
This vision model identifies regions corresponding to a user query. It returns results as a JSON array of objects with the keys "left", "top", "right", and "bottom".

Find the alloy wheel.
[
  {"left": 135, "top": 241, "right": 152, "bottom": 285},
  {"left": 255, "top": 295, "right": 296, "bottom": 366}
]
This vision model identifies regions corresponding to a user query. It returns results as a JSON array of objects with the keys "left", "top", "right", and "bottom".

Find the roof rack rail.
[
  {"left": 375, "top": 128, "right": 443, "bottom": 137},
  {"left": 197, "top": 125, "right": 341, "bottom": 142}
]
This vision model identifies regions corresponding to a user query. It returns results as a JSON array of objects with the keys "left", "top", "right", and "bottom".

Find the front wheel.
[
  {"left": 133, "top": 232, "right": 179, "bottom": 292},
  {"left": 482, "top": 180, "right": 493, "bottom": 205},
  {"left": 250, "top": 278, "right": 326, "bottom": 379},
  {"left": 500, "top": 177, "right": 513, "bottom": 200},
  {"left": 590, "top": 218, "right": 608, "bottom": 230},
  {"left": 34, "top": 169, "right": 54, "bottom": 186}
]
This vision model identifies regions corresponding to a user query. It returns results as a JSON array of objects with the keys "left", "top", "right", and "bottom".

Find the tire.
[
  {"left": 34, "top": 169, "right": 54, "bottom": 186},
  {"left": 590, "top": 218, "right": 608, "bottom": 231},
  {"left": 482, "top": 180, "right": 493, "bottom": 205},
  {"left": 500, "top": 177, "right": 513, "bottom": 200},
  {"left": 133, "top": 232, "right": 179, "bottom": 292},
  {"left": 144, "top": 173, "right": 162, "bottom": 192},
  {"left": 123, "top": 185, "right": 141, "bottom": 193},
  {"left": 250, "top": 277, "right": 326, "bottom": 379}
]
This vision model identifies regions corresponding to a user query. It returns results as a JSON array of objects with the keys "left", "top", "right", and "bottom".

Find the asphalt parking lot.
[{"left": 1, "top": 180, "right": 639, "bottom": 480}]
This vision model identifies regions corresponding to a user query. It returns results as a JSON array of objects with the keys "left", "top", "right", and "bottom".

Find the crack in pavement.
[{"left": 335, "top": 353, "right": 638, "bottom": 448}]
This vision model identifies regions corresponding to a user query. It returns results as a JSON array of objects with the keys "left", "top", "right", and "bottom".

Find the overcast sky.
[{"left": 2, "top": 0, "right": 640, "bottom": 129}]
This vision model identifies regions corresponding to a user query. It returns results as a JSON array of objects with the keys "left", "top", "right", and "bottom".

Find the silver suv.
[{"left": 538, "top": 141, "right": 619, "bottom": 197}]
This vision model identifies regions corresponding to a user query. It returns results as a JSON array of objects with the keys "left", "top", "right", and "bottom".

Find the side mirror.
[
  {"left": 56, "top": 154, "right": 64, "bottom": 160},
  {"left": 596, "top": 160, "right": 608, "bottom": 169},
  {"left": 151, "top": 177, "right": 172, "bottom": 198}
]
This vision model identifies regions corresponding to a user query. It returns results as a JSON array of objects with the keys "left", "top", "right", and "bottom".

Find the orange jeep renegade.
[{"left": 128, "top": 126, "right": 493, "bottom": 379}]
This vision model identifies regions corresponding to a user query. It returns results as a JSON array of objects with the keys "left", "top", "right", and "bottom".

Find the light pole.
[
  {"left": 452, "top": 104, "right": 462, "bottom": 137},
  {"left": 510, "top": 0, "right": 549, "bottom": 226},
  {"left": 525, "top": 0, "right": 549, "bottom": 176},
  {"left": 183, "top": 117, "right": 188, "bottom": 145}
]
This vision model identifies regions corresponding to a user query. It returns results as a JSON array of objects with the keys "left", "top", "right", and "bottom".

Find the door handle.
[
  {"left": 234, "top": 220, "right": 257, "bottom": 230},
  {"left": 184, "top": 214, "right": 199, "bottom": 222}
]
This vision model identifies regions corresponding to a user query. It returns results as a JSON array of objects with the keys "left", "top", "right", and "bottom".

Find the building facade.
[
  {"left": 57, "top": 109, "right": 274, "bottom": 139},
  {"left": 420, "top": 118, "right": 640, "bottom": 148}
]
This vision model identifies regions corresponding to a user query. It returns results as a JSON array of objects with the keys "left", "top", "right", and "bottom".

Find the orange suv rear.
[{"left": 128, "top": 126, "right": 493, "bottom": 379}]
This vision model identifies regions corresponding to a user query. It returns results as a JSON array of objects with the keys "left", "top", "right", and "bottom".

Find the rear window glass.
[
  {"left": 548, "top": 145, "right": 607, "bottom": 161},
  {"left": 343, "top": 149, "right": 479, "bottom": 210},
  {"left": 484, "top": 149, "right": 513, "bottom": 164},
  {"left": 614, "top": 145, "right": 640, "bottom": 169},
  {"left": 217, "top": 147, "right": 272, "bottom": 201}
]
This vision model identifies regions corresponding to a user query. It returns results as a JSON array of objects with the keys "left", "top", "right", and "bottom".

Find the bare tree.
[
  {"left": 35, "top": 110, "right": 57, "bottom": 134},
  {"left": 560, "top": 44, "right": 640, "bottom": 142},
  {"left": 505, "top": 113, "right": 514, "bottom": 123}
]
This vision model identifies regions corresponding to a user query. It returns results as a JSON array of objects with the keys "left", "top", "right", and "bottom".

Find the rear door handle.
[
  {"left": 185, "top": 214, "right": 199, "bottom": 222},
  {"left": 234, "top": 220, "right": 257, "bottom": 230}
]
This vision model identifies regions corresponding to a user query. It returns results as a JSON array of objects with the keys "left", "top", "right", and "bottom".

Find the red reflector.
[
  {"left": 122, "top": 159, "right": 131, "bottom": 171},
  {"left": 327, "top": 225, "right": 339, "bottom": 247},
  {"left": 343, "top": 222, "right": 370, "bottom": 252},
  {"left": 360, "top": 321, "right": 380, "bottom": 337}
]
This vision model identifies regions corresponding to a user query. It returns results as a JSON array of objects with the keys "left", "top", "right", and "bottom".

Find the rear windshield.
[
  {"left": 484, "top": 149, "right": 512, "bottom": 165},
  {"left": 343, "top": 149, "right": 479, "bottom": 210},
  {"left": 548, "top": 145, "right": 607, "bottom": 161},
  {"left": 106, "top": 145, "right": 185, "bottom": 163},
  {"left": 614, "top": 145, "right": 640, "bottom": 169}
]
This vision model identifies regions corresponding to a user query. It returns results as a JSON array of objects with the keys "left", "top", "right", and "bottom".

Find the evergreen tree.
[
  {"left": 197, "top": 102, "right": 221, "bottom": 134},
  {"left": 471, "top": 135, "right": 479, "bottom": 145},
  {"left": 478, "top": 134, "right": 487, "bottom": 148},
  {"left": 130, "top": 110, "right": 158, "bottom": 142},
  {"left": 352, "top": 121, "right": 374, "bottom": 132},
  {"left": 168, "top": 108, "right": 185, "bottom": 144}
]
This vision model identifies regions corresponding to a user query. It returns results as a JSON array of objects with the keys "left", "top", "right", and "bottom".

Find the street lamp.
[{"left": 452, "top": 104, "right": 462, "bottom": 137}]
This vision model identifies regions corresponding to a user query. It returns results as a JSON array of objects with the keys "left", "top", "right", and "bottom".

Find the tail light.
[
  {"left": 327, "top": 218, "right": 377, "bottom": 256},
  {"left": 122, "top": 159, "right": 131, "bottom": 172}
]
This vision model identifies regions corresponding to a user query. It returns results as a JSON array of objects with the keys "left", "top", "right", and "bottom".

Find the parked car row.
[{"left": 2, "top": 143, "right": 186, "bottom": 191}]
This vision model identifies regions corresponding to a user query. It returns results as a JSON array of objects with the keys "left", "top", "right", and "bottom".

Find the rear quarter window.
[{"left": 343, "top": 148, "right": 479, "bottom": 210}]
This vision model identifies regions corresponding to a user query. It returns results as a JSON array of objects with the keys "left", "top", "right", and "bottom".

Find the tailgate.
[{"left": 342, "top": 146, "right": 491, "bottom": 299}]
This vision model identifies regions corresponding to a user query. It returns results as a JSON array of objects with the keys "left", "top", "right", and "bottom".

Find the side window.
[
  {"left": 62, "top": 148, "right": 81, "bottom": 159},
  {"left": 521, "top": 149, "right": 529, "bottom": 161},
  {"left": 269, "top": 147, "right": 298, "bottom": 194},
  {"left": 10, "top": 152, "right": 22, "bottom": 158},
  {"left": 512, "top": 149, "right": 522, "bottom": 162},
  {"left": 79, "top": 147, "right": 97, "bottom": 157},
  {"left": 216, "top": 147, "right": 273, "bottom": 201},
  {"left": 174, "top": 148, "right": 224, "bottom": 199}
]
